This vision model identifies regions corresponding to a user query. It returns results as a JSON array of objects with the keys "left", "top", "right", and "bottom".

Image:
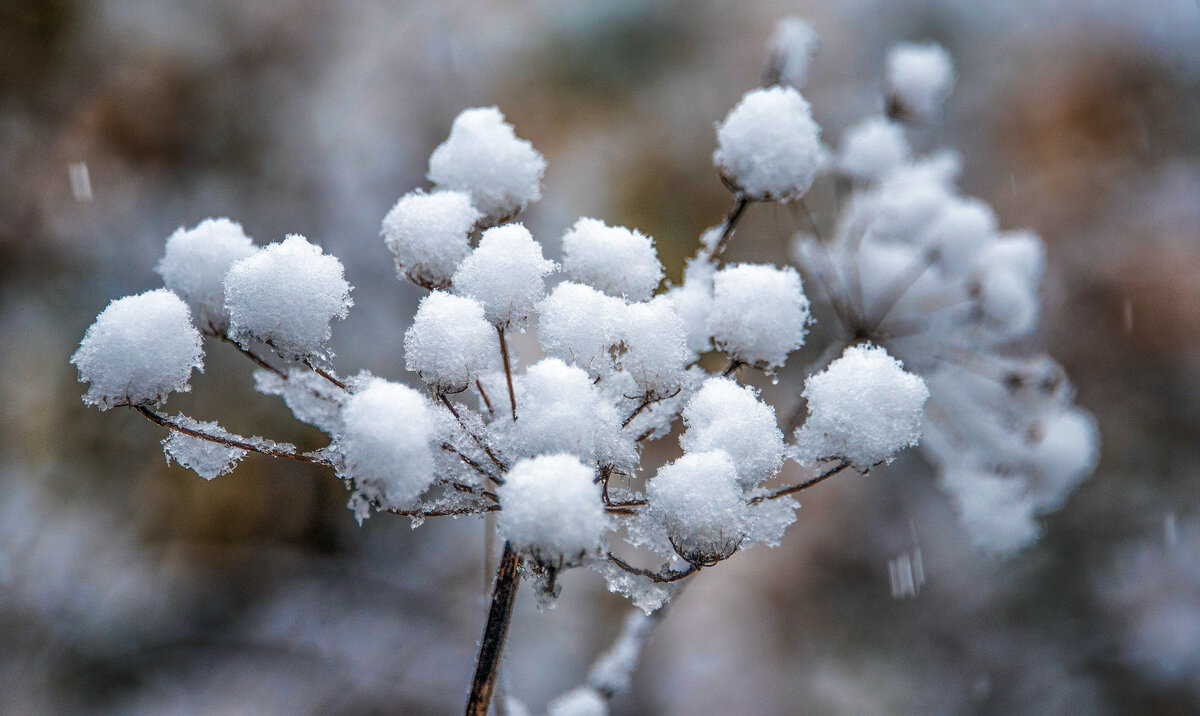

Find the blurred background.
[{"left": 3, "top": 0, "right": 1200, "bottom": 713}]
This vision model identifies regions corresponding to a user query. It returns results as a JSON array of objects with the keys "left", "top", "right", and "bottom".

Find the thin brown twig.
[
  {"left": 497, "top": 326, "right": 518, "bottom": 422},
  {"left": 302, "top": 358, "right": 350, "bottom": 392},
  {"left": 750, "top": 460, "right": 852, "bottom": 503},
  {"left": 439, "top": 393, "right": 507, "bottom": 477},
  {"left": 133, "top": 406, "right": 329, "bottom": 466},
  {"left": 606, "top": 553, "right": 699, "bottom": 583},
  {"left": 219, "top": 334, "right": 286, "bottom": 378},
  {"left": 704, "top": 195, "right": 751, "bottom": 262},
  {"left": 476, "top": 379, "right": 496, "bottom": 419}
]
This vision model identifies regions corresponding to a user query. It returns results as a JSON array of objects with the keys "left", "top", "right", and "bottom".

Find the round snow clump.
[
  {"left": 795, "top": 344, "right": 929, "bottom": 469},
  {"left": 649, "top": 450, "right": 750, "bottom": 565},
  {"left": 941, "top": 465, "right": 1039, "bottom": 556},
  {"left": 921, "top": 198, "right": 997, "bottom": 274},
  {"left": 837, "top": 116, "right": 911, "bottom": 181},
  {"left": 1028, "top": 407, "right": 1099, "bottom": 511},
  {"left": 709, "top": 263, "right": 810, "bottom": 370},
  {"left": 976, "top": 266, "right": 1039, "bottom": 339},
  {"left": 713, "top": 86, "right": 822, "bottom": 201},
  {"left": 339, "top": 379, "right": 437, "bottom": 507},
  {"left": 72, "top": 289, "right": 204, "bottom": 410},
  {"left": 498, "top": 454, "right": 608, "bottom": 565},
  {"left": 504, "top": 358, "right": 635, "bottom": 471},
  {"left": 621, "top": 296, "right": 690, "bottom": 398},
  {"left": 680, "top": 377, "right": 785, "bottom": 489},
  {"left": 766, "top": 17, "right": 818, "bottom": 88},
  {"left": 452, "top": 223, "right": 555, "bottom": 329},
  {"left": 975, "top": 231, "right": 1046, "bottom": 287},
  {"left": 560, "top": 218, "right": 663, "bottom": 301},
  {"left": 404, "top": 291, "right": 496, "bottom": 394},
  {"left": 382, "top": 190, "right": 481, "bottom": 289},
  {"left": 537, "top": 282, "right": 626, "bottom": 377},
  {"left": 886, "top": 42, "right": 955, "bottom": 121},
  {"left": 224, "top": 235, "right": 353, "bottom": 362},
  {"left": 428, "top": 107, "right": 546, "bottom": 223},
  {"left": 156, "top": 218, "right": 258, "bottom": 334}
]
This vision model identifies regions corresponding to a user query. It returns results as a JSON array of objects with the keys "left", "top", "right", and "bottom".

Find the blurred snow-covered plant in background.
[{"left": 71, "top": 18, "right": 1097, "bottom": 715}]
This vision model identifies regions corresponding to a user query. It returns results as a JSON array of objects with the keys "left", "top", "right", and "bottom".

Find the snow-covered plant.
[{"left": 72, "top": 20, "right": 1097, "bottom": 715}]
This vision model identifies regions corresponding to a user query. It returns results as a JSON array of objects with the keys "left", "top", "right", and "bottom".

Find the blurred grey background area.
[{"left": 3, "top": 0, "right": 1200, "bottom": 713}]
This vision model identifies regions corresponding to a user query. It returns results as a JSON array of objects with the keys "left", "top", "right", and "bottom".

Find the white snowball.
[
  {"left": 768, "top": 17, "right": 818, "bottom": 88},
  {"left": 537, "top": 282, "right": 626, "bottom": 377},
  {"left": 339, "top": 378, "right": 437, "bottom": 507},
  {"left": 155, "top": 218, "right": 258, "bottom": 334},
  {"left": 503, "top": 359, "right": 635, "bottom": 471},
  {"left": 837, "top": 116, "right": 911, "bottom": 181},
  {"left": 680, "top": 377, "right": 785, "bottom": 489},
  {"left": 620, "top": 296, "right": 690, "bottom": 398},
  {"left": 886, "top": 42, "right": 955, "bottom": 120},
  {"left": 1028, "top": 408, "right": 1099, "bottom": 511},
  {"left": 428, "top": 106, "right": 546, "bottom": 222},
  {"left": 547, "top": 687, "right": 608, "bottom": 716},
  {"left": 498, "top": 453, "right": 608, "bottom": 563},
  {"left": 648, "top": 450, "right": 750, "bottom": 565},
  {"left": 976, "top": 230, "right": 1046, "bottom": 287},
  {"left": 713, "top": 86, "right": 822, "bottom": 201},
  {"left": 382, "top": 190, "right": 481, "bottom": 289},
  {"left": 709, "top": 263, "right": 810, "bottom": 370},
  {"left": 224, "top": 235, "right": 353, "bottom": 362},
  {"left": 941, "top": 464, "right": 1040, "bottom": 555},
  {"left": 795, "top": 344, "right": 929, "bottom": 469},
  {"left": 921, "top": 198, "right": 998, "bottom": 274},
  {"left": 452, "top": 223, "right": 555, "bottom": 329},
  {"left": 404, "top": 291, "right": 496, "bottom": 394},
  {"left": 976, "top": 266, "right": 1039, "bottom": 339},
  {"left": 72, "top": 289, "right": 204, "bottom": 410},
  {"left": 560, "top": 218, "right": 663, "bottom": 301}
]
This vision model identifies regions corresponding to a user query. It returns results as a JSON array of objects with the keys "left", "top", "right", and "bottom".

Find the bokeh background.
[{"left": 4, "top": 0, "right": 1200, "bottom": 713}]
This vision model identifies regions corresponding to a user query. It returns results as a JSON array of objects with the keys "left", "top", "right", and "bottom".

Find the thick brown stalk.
[{"left": 465, "top": 542, "right": 523, "bottom": 716}]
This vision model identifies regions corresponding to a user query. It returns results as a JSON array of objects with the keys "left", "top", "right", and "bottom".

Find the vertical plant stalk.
[
  {"left": 465, "top": 542, "right": 523, "bottom": 716},
  {"left": 497, "top": 326, "right": 518, "bottom": 422}
]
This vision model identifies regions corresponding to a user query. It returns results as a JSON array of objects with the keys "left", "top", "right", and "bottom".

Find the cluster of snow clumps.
[{"left": 73, "top": 22, "right": 1100, "bottom": 713}]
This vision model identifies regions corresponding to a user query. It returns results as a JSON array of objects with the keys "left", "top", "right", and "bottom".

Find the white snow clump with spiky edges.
[
  {"left": 72, "top": 289, "right": 204, "bottom": 409},
  {"left": 560, "top": 218, "right": 663, "bottom": 301},
  {"left": 404, "top": 291, "right": 496, "bottom": 394},
  {"left": 224, "top": 234, "right": 352, "bottom": 362},
  {"left": 794, "top": 344, "right": 929, "bottom": 469},
  {"left": 713, "top": 86, "right": 822, "bottom": 200},
  {"left": 498, "top": 453, "right": 608, "bottom": 564},
  {"left": 428, "top": 106, "right": 546, "bottom": 222},
  {"left": 382, "top": 190, "right": 481, "bottom": 289},
  {"left": 156, "top": 218, "right": 258, "bottom": 334}
]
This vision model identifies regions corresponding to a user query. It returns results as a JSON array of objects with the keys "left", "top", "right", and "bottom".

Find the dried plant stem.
[
  {"left": 606, "top": 553, "right": 700, "bottom": 583},
  {"left": 751, "top": 460, "right": 852, "bottom": 503},
  {"left": 218, "top": 333, "right": 286, "bottom": 378},
  {"left": 705, "top": 195, "right": 750, "bottom": 262},
  {"left": 497, "top": 326, "right": 518, "bottom": 422},
  {"left": 465, "top": 542, "right": 523, "bottom": 716},
  {"left": 476, "top": 379, "right": 496, "bottom": 419},
  {"left": 133, "top": 405, "right": 328, "bottom": 465},
  {"left": 438, "top": 393, "right": 507, "bottom": 477},
  {"left": 302, "top": 358, "right": 349, "bottom": 392}
]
